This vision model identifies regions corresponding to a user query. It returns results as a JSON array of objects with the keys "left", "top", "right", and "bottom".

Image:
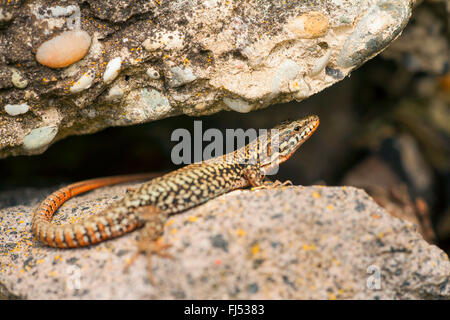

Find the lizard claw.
[{"left": 252, "top": 179, "right": 293, "bottom": 190}]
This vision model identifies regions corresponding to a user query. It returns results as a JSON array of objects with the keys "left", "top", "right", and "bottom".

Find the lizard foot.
[
  {"left": 124, "top": 237, "right": 173, "bottom": 284},
  {"left": 252, "top": 179, "right": 293, "bottom": 190}
]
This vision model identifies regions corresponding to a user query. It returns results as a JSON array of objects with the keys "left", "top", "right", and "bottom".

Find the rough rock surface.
[
  {"left": 0, "top": 184, "right": 448, "bottom": 299},
  {"left": 0, "top": 0, "right": 413, "bottom": 158}
]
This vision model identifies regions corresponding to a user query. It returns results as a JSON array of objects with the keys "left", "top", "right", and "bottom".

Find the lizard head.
[{"left": 258, "top": 115, "right": 319, "bottom": 174}]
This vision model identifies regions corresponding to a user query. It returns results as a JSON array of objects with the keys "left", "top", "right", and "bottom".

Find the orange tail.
[{"left": 32, "top": 172, "right": 163, "bottom": 247}]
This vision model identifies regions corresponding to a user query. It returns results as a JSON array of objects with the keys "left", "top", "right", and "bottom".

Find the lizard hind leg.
[{"left": 123, "top": 205, "right": 173, "bottom": 284}]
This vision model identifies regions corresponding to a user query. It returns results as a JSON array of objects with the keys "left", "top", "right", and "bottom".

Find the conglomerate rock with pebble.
[{"left": 0, "top": 0, "right": 413, "bottom": 158}]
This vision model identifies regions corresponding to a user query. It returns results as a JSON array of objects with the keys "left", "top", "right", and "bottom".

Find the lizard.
[{"left": 32, "top": 115, "right": 319, "bottom": 282}]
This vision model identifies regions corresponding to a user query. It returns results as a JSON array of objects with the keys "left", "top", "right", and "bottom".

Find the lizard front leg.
[
  {"left": 243, "top": 167, "right": 292, "bottom": 190},
  {"left": 242, "top": 167, "right": 266, "bottom": 187}
]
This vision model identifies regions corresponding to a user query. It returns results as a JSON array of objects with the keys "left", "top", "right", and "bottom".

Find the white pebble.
[
  {"left": 169, "top": 66, "right": 196, "bottom": 87},
  {"left": 292, "top": 78, "right": 311, "bottom": 101},
  {"left": 105, "top": 85, "right": 124, "bottom": 101},
  {"left": 272, "top": 59, "right": 302, "bottom": 94},
  {"left": 146, "top": 67, "right": 160, "bottom": 80},
  {"left": 10, "top": 68, "right": 28, "bottom": 89},
  {"left": 0, "top": 8, "right": 13, "bottom": 23},
  {"left": 143, "top": 30, "right": 184, "bottom": 52},
  {"left": 103, "top": 57, "right": 122, "bottom": 84},
  {"left": 70, "top": 71, "right": 94, "bottom": 93},
  {"left": 4, "top": 103, "right": 29, "bottom": 116},
  {"left": 310, "top": 50, "right": 331, "bottom": 76},
  {"left": 23, "top": 125, "right": 58, "bottom": 151},
  {"left": 223, "top": 97, "right": 253, "bottom": 113}
]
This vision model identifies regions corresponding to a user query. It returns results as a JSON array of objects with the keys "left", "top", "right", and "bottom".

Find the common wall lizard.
[{"left": 32, "top": 115, "right": 319, "bottom": 281}]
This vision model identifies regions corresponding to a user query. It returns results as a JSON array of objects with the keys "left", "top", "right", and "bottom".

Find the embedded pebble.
[
  {"left": 34, "top": 5, "right": 79, "bottom": 20},
  {"left": 286, "top": 11, "right": 330, "bottom": 39},
  {"left": 146, "top": 67, "right": 160, "bottom": 80},
  {"left": 223, "top": 97, "right": 253, "bottom": 113},
  {"left": 161, "top": 30, "right": 184, "bottom": 50},
  {"left": 292, "top": 78, "right": 311, "bottom": 101},
  {"left": 105, "top": 85, "right": 124, "bottom": 101},
  {"left": 0, "top": 8, "right": 13, "bottom": 24},
  {"left": 142, "top": 38, "right": 162, "bottom": 52},
  {"left": 143, "top": 30, "right": 184, "bottom": 52},
  {"left": 103, "top": 57, "right": 122, "bottom": 84},
  {"left": 272, "top": 59, "right": 302, "bottom": 94},
  {"left": 124, "top": 88, "right": 172, "bottom": 122},
  {"left": 82, "top": 108, "right": 97, "bottom": 119},
  {"left": 4, "top": 103, "right": 29, "bottom": 116},
  {"left": 325, "top": 66, "right": 344, "bottom": 80},
  {"left": 9, "top": 68, "right": 28, "bottom": 89},
  {"left": 140, "top": 88, "right": 170, "bottom": 111},
  {"left": 70, "top": 71, "right": 95, "bottom": 93},
  {"left": 168, "top": 66, "right": 197, "bottom": 87},
  {"left": 310, "top": 50, "right": 332, "bottom": 76},
  {"left": 36, "top": 30, "right": 91, "bottom": 68},
  {"left": 23, "top": 125, "right": 58, "bottom": 151},
  {"left": 194, "top": 102, "right": 208, "bottom": 111}
]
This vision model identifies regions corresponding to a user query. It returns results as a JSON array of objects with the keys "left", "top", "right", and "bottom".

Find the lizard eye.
[{"left": 294, "top": 126, "right": 300, "bottom": 132}]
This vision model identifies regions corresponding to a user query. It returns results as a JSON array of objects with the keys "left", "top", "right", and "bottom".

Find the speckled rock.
[
  {"left": 0, "top": 185, "right": 448, "bottom": 299},
  {"left": 0, "top": 0, "right": 413, "bottom": 158}
]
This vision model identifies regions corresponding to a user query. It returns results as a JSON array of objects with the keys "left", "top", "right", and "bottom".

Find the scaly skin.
[{"left": 32, "top": 115, "right": 319, "bottom": 281}]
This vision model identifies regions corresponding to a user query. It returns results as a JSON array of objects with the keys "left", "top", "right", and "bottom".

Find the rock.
[
  {"left": 35, "top": 30, "right": 92, "bottom": 69},
  {"left": 0, "top": 0, "right": 414, "bottom": 158},
  {"left": 379, "top": 134, "right": 434, "bottom": 201},
  {"left": 0, "top": 185, "right": 448, "bottom": 299}
]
